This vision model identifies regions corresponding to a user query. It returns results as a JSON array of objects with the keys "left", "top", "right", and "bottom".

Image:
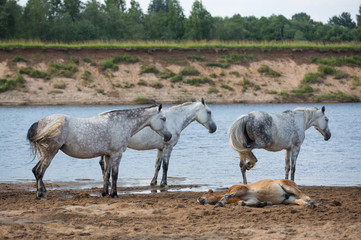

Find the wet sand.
[{"left": 0, "top": 183, "right": 360, "bottom": 239}]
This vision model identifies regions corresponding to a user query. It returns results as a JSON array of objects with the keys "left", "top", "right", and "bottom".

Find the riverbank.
[
  {"left": 0, "top": 48, "right": 360, "bottom": 106},
  {"left": 0, "top": 183, "right": 360, "bottom": 239}
]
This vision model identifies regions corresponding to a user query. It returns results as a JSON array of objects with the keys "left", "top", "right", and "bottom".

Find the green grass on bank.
[{"left": 1, "top": 40, "right": 361, "bottom": 50}]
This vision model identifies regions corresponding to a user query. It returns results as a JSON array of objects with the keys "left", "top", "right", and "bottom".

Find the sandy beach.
[{"left": 0, "top": 182, "right": 360, "bottom": 239}]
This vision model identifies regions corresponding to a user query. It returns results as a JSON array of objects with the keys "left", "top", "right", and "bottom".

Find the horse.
[
  {"left": 228, "top": 106, "right": 331, "bottom": 184},
  {"left": 27, "top": 105, "right": 172, "bottom": 199},
  {"left": 197, "top": 179, "right": 316, "bottom": 207},
  {"left": 99, "top": 98, "right": 217, "bottom": 187}
]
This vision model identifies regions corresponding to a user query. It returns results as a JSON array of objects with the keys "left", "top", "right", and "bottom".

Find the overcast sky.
[{"left": 18, "top": 0, "right": 360, "bottom": 23}]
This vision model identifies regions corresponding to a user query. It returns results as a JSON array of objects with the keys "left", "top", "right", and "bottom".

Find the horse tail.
[
  {"left": 27, "top": 116, "right": 65, "bottom": 159},
  {"left": 227, "top": 114, "right": 250, "bottom": 157}
]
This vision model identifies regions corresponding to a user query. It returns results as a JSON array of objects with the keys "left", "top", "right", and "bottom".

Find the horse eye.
[{"left": 161, "top": 117, "right": 166, "bottom": 122}]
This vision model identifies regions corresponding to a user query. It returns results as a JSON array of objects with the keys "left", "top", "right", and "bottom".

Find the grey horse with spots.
[
  {"left": 228, "top": 107, "right": 331, "bottom": 184},
  {"left": 100, "top": 99, "right": 217, "bottom": 187},
  {"left": 27, "top": 105, "right": 172, "bottom": 199}
]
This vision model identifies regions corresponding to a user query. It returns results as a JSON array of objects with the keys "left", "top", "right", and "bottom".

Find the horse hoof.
[
  {"left": 110, "top": 193, "right": 118, "bottom": 198},
  {"left": 36, "top": 192, "right": 47, "bottom": 200},
  {"left": 215, "top": 202, "right": 224, "bottom": 208},
  {"left": 101, "top": 192, "right": 108, "bottom": 197}
]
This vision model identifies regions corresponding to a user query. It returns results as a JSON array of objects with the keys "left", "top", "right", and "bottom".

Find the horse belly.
[{"left": 251, "top": 180, "right": 286, "bottom": 204}]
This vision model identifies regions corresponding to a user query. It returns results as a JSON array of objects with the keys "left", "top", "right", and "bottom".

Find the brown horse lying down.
[{"left": 197, "top": 179, "right": 316, "bottom": 208}]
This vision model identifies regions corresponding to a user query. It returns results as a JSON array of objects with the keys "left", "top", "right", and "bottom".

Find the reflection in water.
[{"left": 0, "top": 103, "right": 360, "bottom": 189}]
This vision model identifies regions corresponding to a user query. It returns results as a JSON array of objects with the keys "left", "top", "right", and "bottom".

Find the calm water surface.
[{"left": 0, "top": 103, "right": 360, "bottom": 191}]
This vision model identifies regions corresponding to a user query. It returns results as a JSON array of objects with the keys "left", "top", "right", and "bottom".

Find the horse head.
[
  {"left": 197, "top": 189, "right": 223, "bottom": 205},
  {"left": 314, "top": 106, "right": 331, "bottom": 141},
  {"left": 195, "top": 98, "right": 217, "bottom": 133},
  {"left": 149, "top": 104, "right": 172, "bottom": 142}
]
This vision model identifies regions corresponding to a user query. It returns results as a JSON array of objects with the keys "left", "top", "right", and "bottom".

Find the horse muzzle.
[
  {"left": 208, "top": 122, "right": 217, "bottom": 133},
  {"left": 324, "top": 132, "right": 331, "bottom": 141},
  {"left": 163, "top": 131, "right": 172, "bottom": 142}
]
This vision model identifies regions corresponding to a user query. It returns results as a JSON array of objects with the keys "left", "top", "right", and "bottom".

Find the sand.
[{"left": 0, "top": 183, "right": 360, "bottom": 239}]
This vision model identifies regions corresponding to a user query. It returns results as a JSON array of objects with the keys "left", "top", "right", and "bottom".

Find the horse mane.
[
  {"left": 167, "top": 101, "right": 196, "bottom": 111},
  {"left": 99, "top": 105, "right": 157, "bottom": 116},
  {"left": 293, "top": 107, "right": 319, "bottom": 127}
]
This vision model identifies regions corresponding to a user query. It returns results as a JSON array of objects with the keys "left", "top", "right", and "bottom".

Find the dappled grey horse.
[
  {"left": 228, "top": 106, "right": 331, "bottom": 184},
  {"left": 27, "top": 105, "right": 172, "bottom": 199},
  {"left": 100, "top": 99, "right": 217, "bottom": 187}
]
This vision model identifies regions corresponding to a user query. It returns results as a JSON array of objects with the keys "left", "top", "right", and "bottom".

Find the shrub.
[
  {"left": 159, "top": 70, "right": 175, "bottom": 79},
  {"left": 180, "top": 66, "right": 200, "bottom": 76},
  {"left": 317, "top": 91, "right": 359, "bottom": 102},
  {"left": 49, "top": 63, "right": 77, "bottom": 78},
  {"left": 134, "top": 97, "right": 156, "bottom": 104},
  {"left": 150, "top": 81, "right": 163, "bottom": 89},
  {"left": 254, "top": 84, "right": 261, "bottom": 91},
  {"left": 229, "top": 71, "right": 240, "bottom": 77},
  {"left": 170, "top": 73, "right": 183, "bottom": 83},
  {"left": 53, "top": 81, "right": 66, "bottom": 89},
  {"left": 140, "top": 65, "right": 159, "bottom": 74},
  {"left": 318, "top": 65, "right": 337, "bottom": 75},
  {"left": 0, "top": 74, "right": 25, "bottom": 92},
  {"left": 187, "top": 55, "right": 205, "bottom": 61},
  {"left": 68, "top": 57, "right": 79, "bottom": 65},
  {"left": 12, "top": 56, "right": 27, "bottom": 62},
  {"left": 208, "top": 87, "right": 219, "bottom": 94},
  {"left": 220, "top": 84, "right": 234, "bottom": 91},
  {"left": 219, "top": 53, "right": 256, "bottom": 65},
  {"left": 292, "top": 84, "right": 313, "bottom": 94},
  {"left": 257, "top": 65, "right": 281, "bottom": 77},
  {"left": 101, "top": 59, "right": 118, "bottom": 70},
  {"left": 266, "top": 89, "right": 278, "bottom": 94},
  {"left": 83, "top": 57, "right": 92, "bottom": 63},
  {"left": 113, "top": 54, "right": 139, "bottom": 64},
  {"left": 303, "top": 72, "right": 324, "bottom": 84},
  {"left": 19, "top": 67, "right": 50, "bottom": 79},
  {"left": 205, "top": 62, "right": 229, "bottom": 68},
  {"left": 137, "top": 79, "right": 148, "bottom": 86},
  {"left": 183, "top": 76, "right": 214, "bottom": 86}
]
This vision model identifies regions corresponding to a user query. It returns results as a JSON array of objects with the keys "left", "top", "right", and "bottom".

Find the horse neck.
[
  {"left": 299, "top": 109, "right": 317, "bottom": 130},
  {"left": 128, "top": 108, "right": 157, "bottom": 136},
  {"left": 169, "top": 103, "right": 200, "bottom": 131}
]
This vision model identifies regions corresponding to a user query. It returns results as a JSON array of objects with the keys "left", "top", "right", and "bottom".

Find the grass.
[
  {"left": 220, "top": 84, "right": 234, "bottom": 91},
  {"left": 292, "top": 84, "right": 313, "bottom": 94},
  {"left": 205, "top": 62, "right": 230, "bottom": 68},
  {"left": 140, "top": 65, "right": 159, "bottom": 74},
  {"left": 207, "top": 87, "right": 219, "bottom": 94},
  {"left": 187, "top": 55, "right": 205, "bottom": 61},
  {"left": 183, "top": 76, "right": 214, "bottom": 86},
  {"left": 2, "top": 40, "right": 360, "bottom": 51},
  {"left": 219, "top": 53, "right": 256, "bottom": 65},
  {"left": 316, "top": 91, "right": 359, "bottom": 102},
  {"left": 12, "top": 56, "right": 27, "bottom": 62},
  {"left": 311, "top": 56, "right": 361, "bottom": 66},
  {"left": 134, "top": 97, "right": 156, "bottom": 104},
  {"left": 0, "top": 74, "right": 25, "bottom": 92},
  {"left": 53, "top": 81, "right": 66, "bottom": 89},
  {"left": 257, "top": 65, "right": 281, "bottom": 77},
  {"left": 150, "top": 81, "right": 163, "bottom": 89},
  {"left": 159, "top": 70, "right": 176, "bottom": 79},
  {"left": 49, "top": 63, "right": 77, "bottom": 78},
  {"left": 112, "top": 54, "right": 139, "bottom": 64},
  {"left": 137, "top": 79, "right": 148, "bottom": 86},
  {"left": 19, "top": 67, "right": 50, "bottom": 79},
  {"left": 180, "top": 66, "right": 200, "bottom": 76},
  {"left": 303, "top": 72, "right": 324, "bottom": 84}
]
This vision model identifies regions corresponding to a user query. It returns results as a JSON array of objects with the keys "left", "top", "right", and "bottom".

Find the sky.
[{"left": 17, "top": 0, "right": 360, "bottom": 24}]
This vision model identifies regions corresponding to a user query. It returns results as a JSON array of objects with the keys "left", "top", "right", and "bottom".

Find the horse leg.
[
  {"left": 278, "top": 179, "right": 313, "bottom": 205},
  {"left": 99, "top": 156, "right": 111, "bottom": 188},
  {"left": 150, "top": 149, "right": 163, "bottom": 186},
  {"left": 240, "top": 198, "right": 271, "bottom": 207},
  {"left": 160, "top": 146, "right": 173, "bottom": 188},
  {"left": 239, "top": 153, "right": 248, "bottom": 184},
  {"left": 285, "top": 150, "right": 291, "bottom": 179},
  {"left": 215, "top": 193, "right": 236, "bottom": 207},
  {"left": 32, "top": 150, "right": 58, "bottom": 200},
  {"left": 102, "top": 155, "right": 111, "bottom": 197},
  {"left": 246, "top": 151, "right": 258, "bottom": 170},
  {"left": 109, "top": 153, "right": 122, "bottom": 198},
  {"left": 290, "top": 147, "right": 300, "bottom": 181}
]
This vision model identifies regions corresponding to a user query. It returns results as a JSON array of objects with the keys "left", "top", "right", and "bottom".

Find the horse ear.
[
  {"left": 158, "top": 104, "right": 162, "bottom": 112},
  {"left": 208, "top": 189, "right": 213, "bottom": 193},
  {"left": 322, "top": 106, "right": 325, "bottom": 114},
  {"left": 201, "top": 98, "right": 205, "bottom": 105}
]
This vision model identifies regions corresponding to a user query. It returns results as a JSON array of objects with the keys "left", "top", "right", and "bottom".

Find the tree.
[
  {"left": 22, "top": 0, "right": 51, "bottom": 40},
  {"left": 63, "top": 0, "right": 81, "bottom": 21},
  {"left": 184, "top": 0, "right": 212, "bottom": 40},
  {"left": 328, "top": 12, "right": 356, "bottom": 29},
  {"left": 124, "top": 0, "right": 145, "bottom": 39},
  {"left": 0, "top": 0, "right": 22, "bottom": 39},
  {"left": 104, "top": 0, "right": 126, "bottom": 13}
]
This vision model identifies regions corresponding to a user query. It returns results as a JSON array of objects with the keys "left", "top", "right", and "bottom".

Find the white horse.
[
  {"left": 228, "top": 106, "right": 331, "bottom": 184},
  {"left": 99, "top": 99, "right": 217, "bottom": 187},
  {"left": 27, "top": 105, "right": 172, "bottom": 199}
]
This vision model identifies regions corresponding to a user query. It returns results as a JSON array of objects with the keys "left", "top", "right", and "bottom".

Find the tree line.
[{"left": 1, "top": 0, "right": 361, "bottom": 42}]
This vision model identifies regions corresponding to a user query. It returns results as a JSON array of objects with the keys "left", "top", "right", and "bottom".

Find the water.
[{"left": 0, "top": 103, "right": 360, "bottom": 191}]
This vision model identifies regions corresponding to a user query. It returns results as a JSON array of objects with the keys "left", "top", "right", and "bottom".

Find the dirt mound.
[{"left": 0, "top": 48, "right": 360, "bottom": 105}]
